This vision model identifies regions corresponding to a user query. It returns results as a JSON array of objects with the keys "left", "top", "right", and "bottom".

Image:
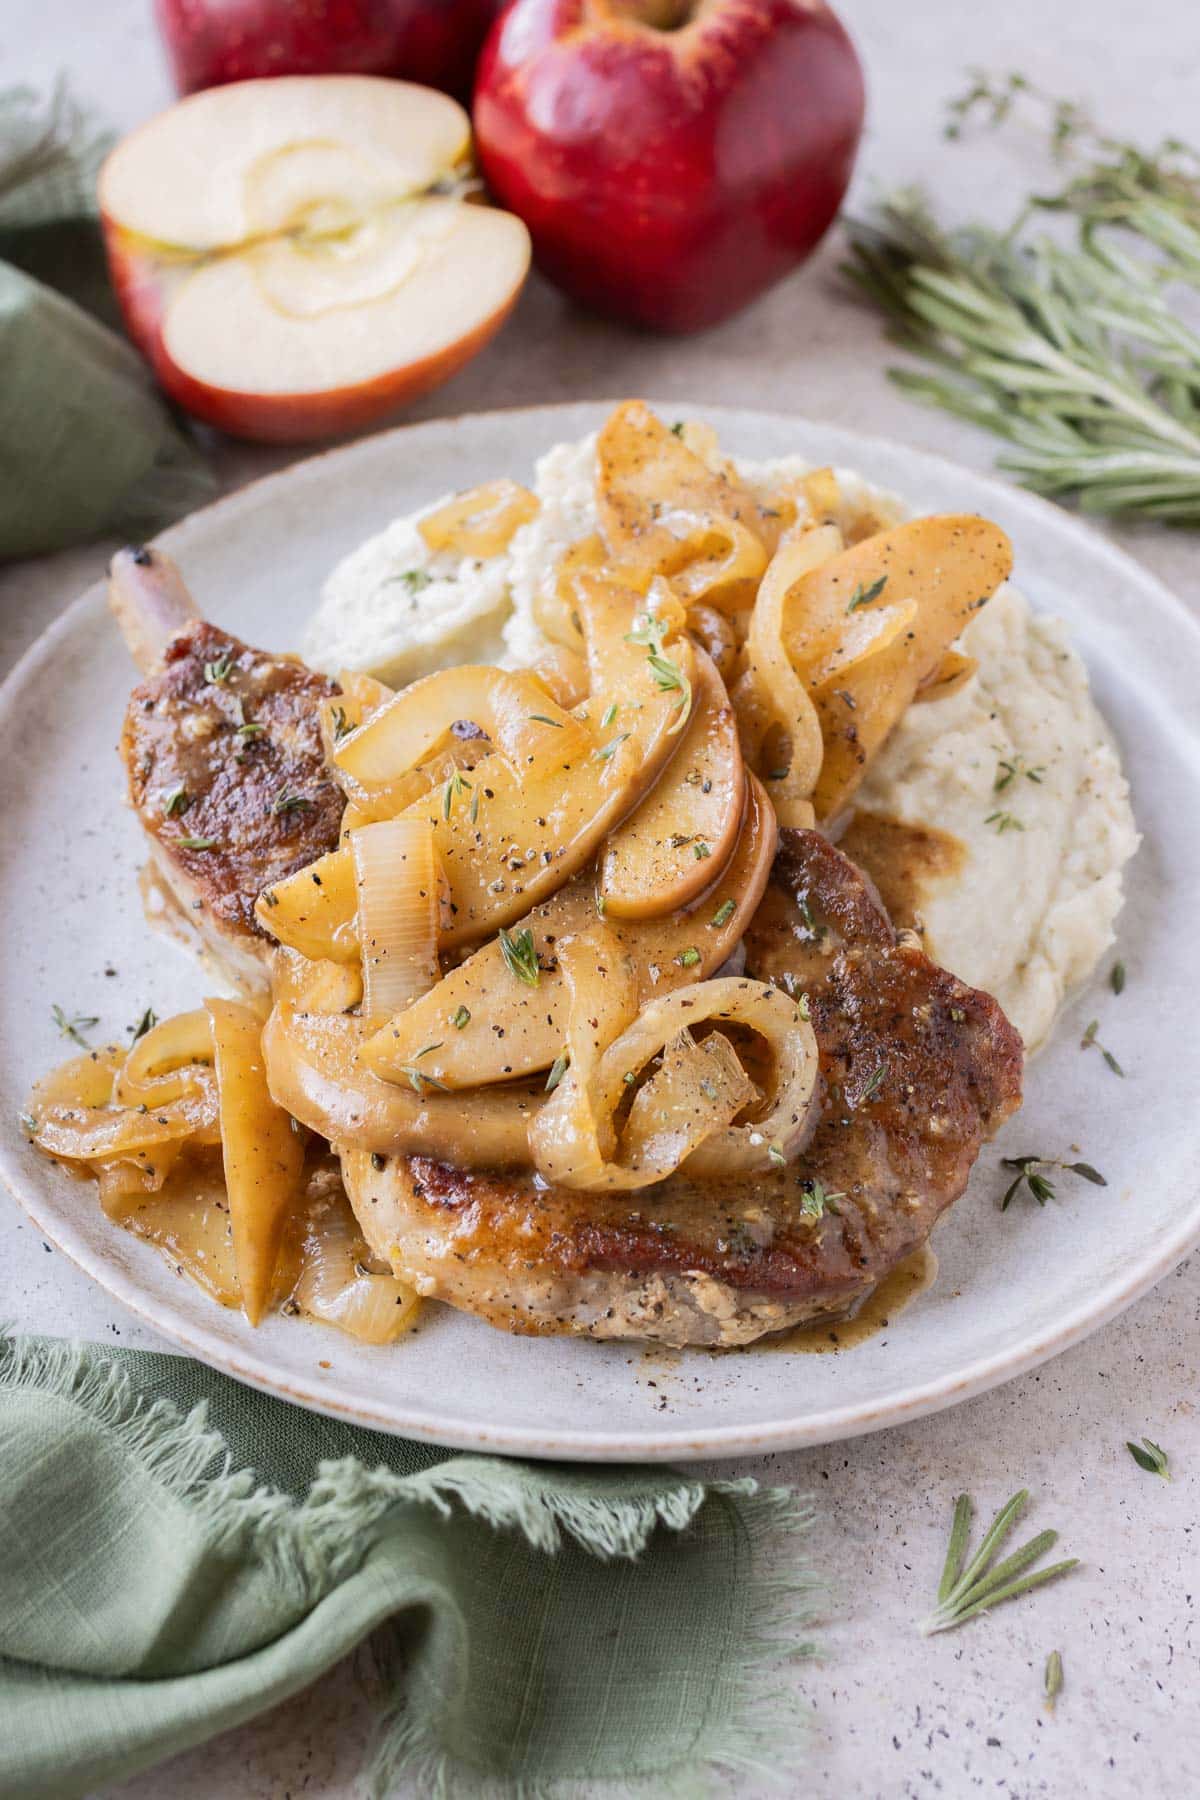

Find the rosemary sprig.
[
  {"left": 919, "top": 1490, "right": 1078, "bottom": 1636},
  {"left": 844, "top": 87, "right": 1200, "bottom": 523},
  {"left": 1126, "top": 1436, "right": 1170, "bottom": 1479}
]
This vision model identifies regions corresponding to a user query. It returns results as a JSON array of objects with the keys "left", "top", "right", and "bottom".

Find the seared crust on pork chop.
[
  {"left": 121, "top": 621, "right": 343, "bottom": 987},
  {"left": 342, "top": 829, "right": 1024, "bottom": 1346}
]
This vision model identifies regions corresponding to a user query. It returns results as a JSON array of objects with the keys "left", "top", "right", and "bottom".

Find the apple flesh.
[
  {"left": 473, "top": 0, "right": 865, "bottom": 333},
  {"left": 154, "top": 0, "right": 505, "bottom": 104},
  {"left": 99, "top": 76, "right": 530, "bottom": 443}
]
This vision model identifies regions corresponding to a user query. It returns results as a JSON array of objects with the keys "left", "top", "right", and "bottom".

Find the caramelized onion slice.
[
  {"left": 352, "top": 817, "right": 441, "bottom": 1020},
  {"left": 418, "top": 479, "right": 538, "bottom": 558},
  {"left": 531, "top": 971, "right": 818, "bottom": 1191},
  {"left": 734, "top": 526, "right": 838, "bottom": 827},
  {"left": 289, "top": 1185, "right": 419, "bottom": 1343},
  {"left": 256, "top": 847, "right": 361, "bottom": 965}
]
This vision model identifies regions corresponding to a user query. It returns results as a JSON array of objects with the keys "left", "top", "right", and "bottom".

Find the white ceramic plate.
[{"left": 3, "top": 403, "right": 1199, "bottom": 1462}]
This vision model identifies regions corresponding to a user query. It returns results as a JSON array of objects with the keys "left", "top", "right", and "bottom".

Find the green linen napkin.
[
  {"left": 0, "top": 1332, "right": 817, "bottom": 1798},
  {"left": 0, "top": 85, "right": 214, "bottom": 562}
]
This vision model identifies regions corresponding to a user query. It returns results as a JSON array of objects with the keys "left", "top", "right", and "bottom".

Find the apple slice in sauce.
[{"left": 357, "top": 775, "right": 776, "bottom": 1088}]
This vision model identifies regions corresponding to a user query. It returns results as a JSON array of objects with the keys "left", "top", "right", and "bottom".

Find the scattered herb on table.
[
  {"left": 1080, "top": 1017, "right": 1125, "bottom": 1076},
  {"left": 129, "top": 1007, "right": 157, "bottom": 1042},
  {"left": 919, "top": 1489, "right": 1078, "bottom": 1636},
  {"left": 1110, "top": 959, "right": 1127, "bottom": 995},
  {"left": 1044, "top": 1649, "right": 1064, "bottom": 1709},
  {"left": 985, "top": 809, "right": 1025, "bottom": 833},
  {"left": 999, "top": 1154, "right": 1107, "bottom": 1210},
  {"left": 51, "top": 1004, "right": 98, "bottom": 1048},
  {"left": 843, "top": 78, "right": 1200, "bottom": 523},
  {"left": 1126, "top": 1436, "right": 1170, "bottom": 1479}
]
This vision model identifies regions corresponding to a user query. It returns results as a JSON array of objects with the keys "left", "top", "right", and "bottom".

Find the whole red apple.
[
  {"left": 473, "top": 0, "right": 865, "bottom": 332},
  {"left": 154, "top": 0, "right": 504, "bottom": 103}
]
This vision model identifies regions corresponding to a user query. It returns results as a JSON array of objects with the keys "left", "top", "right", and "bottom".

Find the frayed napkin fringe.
[{"left": 0, "top": 1329, "right": 819, "bottom": 1797}]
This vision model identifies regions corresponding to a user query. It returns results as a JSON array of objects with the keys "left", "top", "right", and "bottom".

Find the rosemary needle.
[{"left": 919, "top": 1489, "right": 1079, "bottom": 1635}]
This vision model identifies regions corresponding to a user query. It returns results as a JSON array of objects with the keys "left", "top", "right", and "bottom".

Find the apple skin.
[
  {"left": 154, "top": 0, "right": 505, "bottom": 104},
  {"left": 102, "top": 224, "right": 524, "bottom": 444},
  {"left": 473, "top": 0, "right": 865, "bottom": 333}
]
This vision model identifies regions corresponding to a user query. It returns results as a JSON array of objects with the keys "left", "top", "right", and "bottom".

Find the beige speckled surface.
[{"left": 3, "top": 1, "right": 1198, "bottom": 1793}]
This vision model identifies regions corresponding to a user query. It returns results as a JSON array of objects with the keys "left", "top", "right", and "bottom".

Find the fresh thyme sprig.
[
  {"left": 844, "top": 84, "right": 1200, "bottom": 523},
  {"left": 626, "top": 613, "right": 693, "bottom": 732},
  {"left": 919, "top": 1490, "right": 1079, "bottom": 1636},
  {"left": 1080, "top": 1017, "right": 1125, "bottom": 1076},
  {"left": 1000, "top": 1154, "right": 1107, "bottom": 1210},
  {"left": 52, "top": 1004, "right": 98, "bottom": 1047}
]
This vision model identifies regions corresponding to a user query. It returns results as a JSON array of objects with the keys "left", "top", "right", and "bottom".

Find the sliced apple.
[
  {"left": 358, "top": 775, "right": 777, "bottom": 1088},
  {"left": 206, "top": 995, "right": 306, "bottom": 1326},
  {"left": 599, "top": 651, "right": 745, "bottom": 919},
  {"left": 807, "top": 517, "right": 1013, "bottom": 821},
  {"left": 99, "top": 76, "right": 531, "bottom": 443},
  {"left": 400, "top": 578, "right": 696, "bottom": 945}
]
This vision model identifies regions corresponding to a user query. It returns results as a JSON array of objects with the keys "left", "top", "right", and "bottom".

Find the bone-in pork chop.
[
  {"left": 341, "top": 828, "right": 1024, "bottom": 1347},
  {"left": 112, "top": 546, "right": 343, "bottom": 990}
]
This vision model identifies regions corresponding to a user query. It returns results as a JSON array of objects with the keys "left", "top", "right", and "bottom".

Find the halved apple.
[{"left": 99, "top": 76, "right": 531, "bottom": 442}]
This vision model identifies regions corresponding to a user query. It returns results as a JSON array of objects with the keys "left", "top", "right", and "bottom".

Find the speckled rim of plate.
[{"left": 2, "top": 401, "right": 1199, "bottom": 1462}]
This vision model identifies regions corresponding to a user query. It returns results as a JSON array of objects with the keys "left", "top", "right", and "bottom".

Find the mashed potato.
[
  {"left": 304, "top": 423, "right": 1138, "bottom": 1052},
  {"left": 857, "top": 584, "right": 1138, "bottom": 1052}
]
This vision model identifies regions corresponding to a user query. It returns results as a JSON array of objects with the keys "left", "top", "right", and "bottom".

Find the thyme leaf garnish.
[
  {"left": 801, "top": 1179, "right": 844, "bottom": 1218},
  {"left": 594, "top": 731, "right": 632, "bottom": 763},
  {"left": 1126, "top": 1436, "right": 1170, "bottom": 1479},
  {"left": 177, "top": 835, "right": 218, "bottom": 850},
  {"left": 203, "top": 653, "right": 234, "bottom": 685},
  {"left": 999, "top": 1153, "right": 1107, "bottom": 1210},
  {"left": 498, "top": 926, "right": 540, "bottom": 987},
  {"left": 545, "top": 1053, "right": 569, "bottom": 1092},
  {"left": 601, "top": 702, "right": 618, "bottom": 728},
  {"left": 919, "top": 1490, "right": 1079, "bottom": 1636},
  {"left": 626, "top": 613, "right": 693, "bottom": 732},
  {"left": 163, "top": 786, "right": 189, "bottom": 817},
  {"left": 847, "top": 575, "right": 888, "bottom": 613},
  {"left": 330, "top": 704, "right": 351, "bottom": 741},
  {"left": 985, "top": 809, "right": 1025, "bottom": 833},
  {"left": 129, "top": 1007, "right": 157, "bottom": 1042},
  {"left": 859, "top": 1061, "right": 888, "bottom": 1104},
  {"left": 52, "top": 1004, "right": 98, "bottom": 1047},
  {"left": 768, "top": 1142, "right": 787, "bottom": 1167},
  {"left": 676, "top": 947, "right": 701, "bottom": 968},
  {"left": 397, "top": 1063, "right": 450, "bottom": 1094},
  {"left": 711, "top": 898, "right": 736, "bottom": 928},
  {"left": 528, "top": 713, "right": 564, "bottom": 728},
  {"left": 1080, "top": 1017, "right": 1125, "bottom": 1075},
  {"left": 994, "top": 754, "right": 1046, "bottom": 791},
  {"left": 271, "top": 792, "right": 314, "bottom": 816},
  {"left": 442, "top": 768, "right": 472, "bottom": 821},
  {"left": 451, "top": 1005, "right": 471, "bottom": 1030},
  {"left": 385, "top": 568, "right": 433, "bottom": 598}
]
